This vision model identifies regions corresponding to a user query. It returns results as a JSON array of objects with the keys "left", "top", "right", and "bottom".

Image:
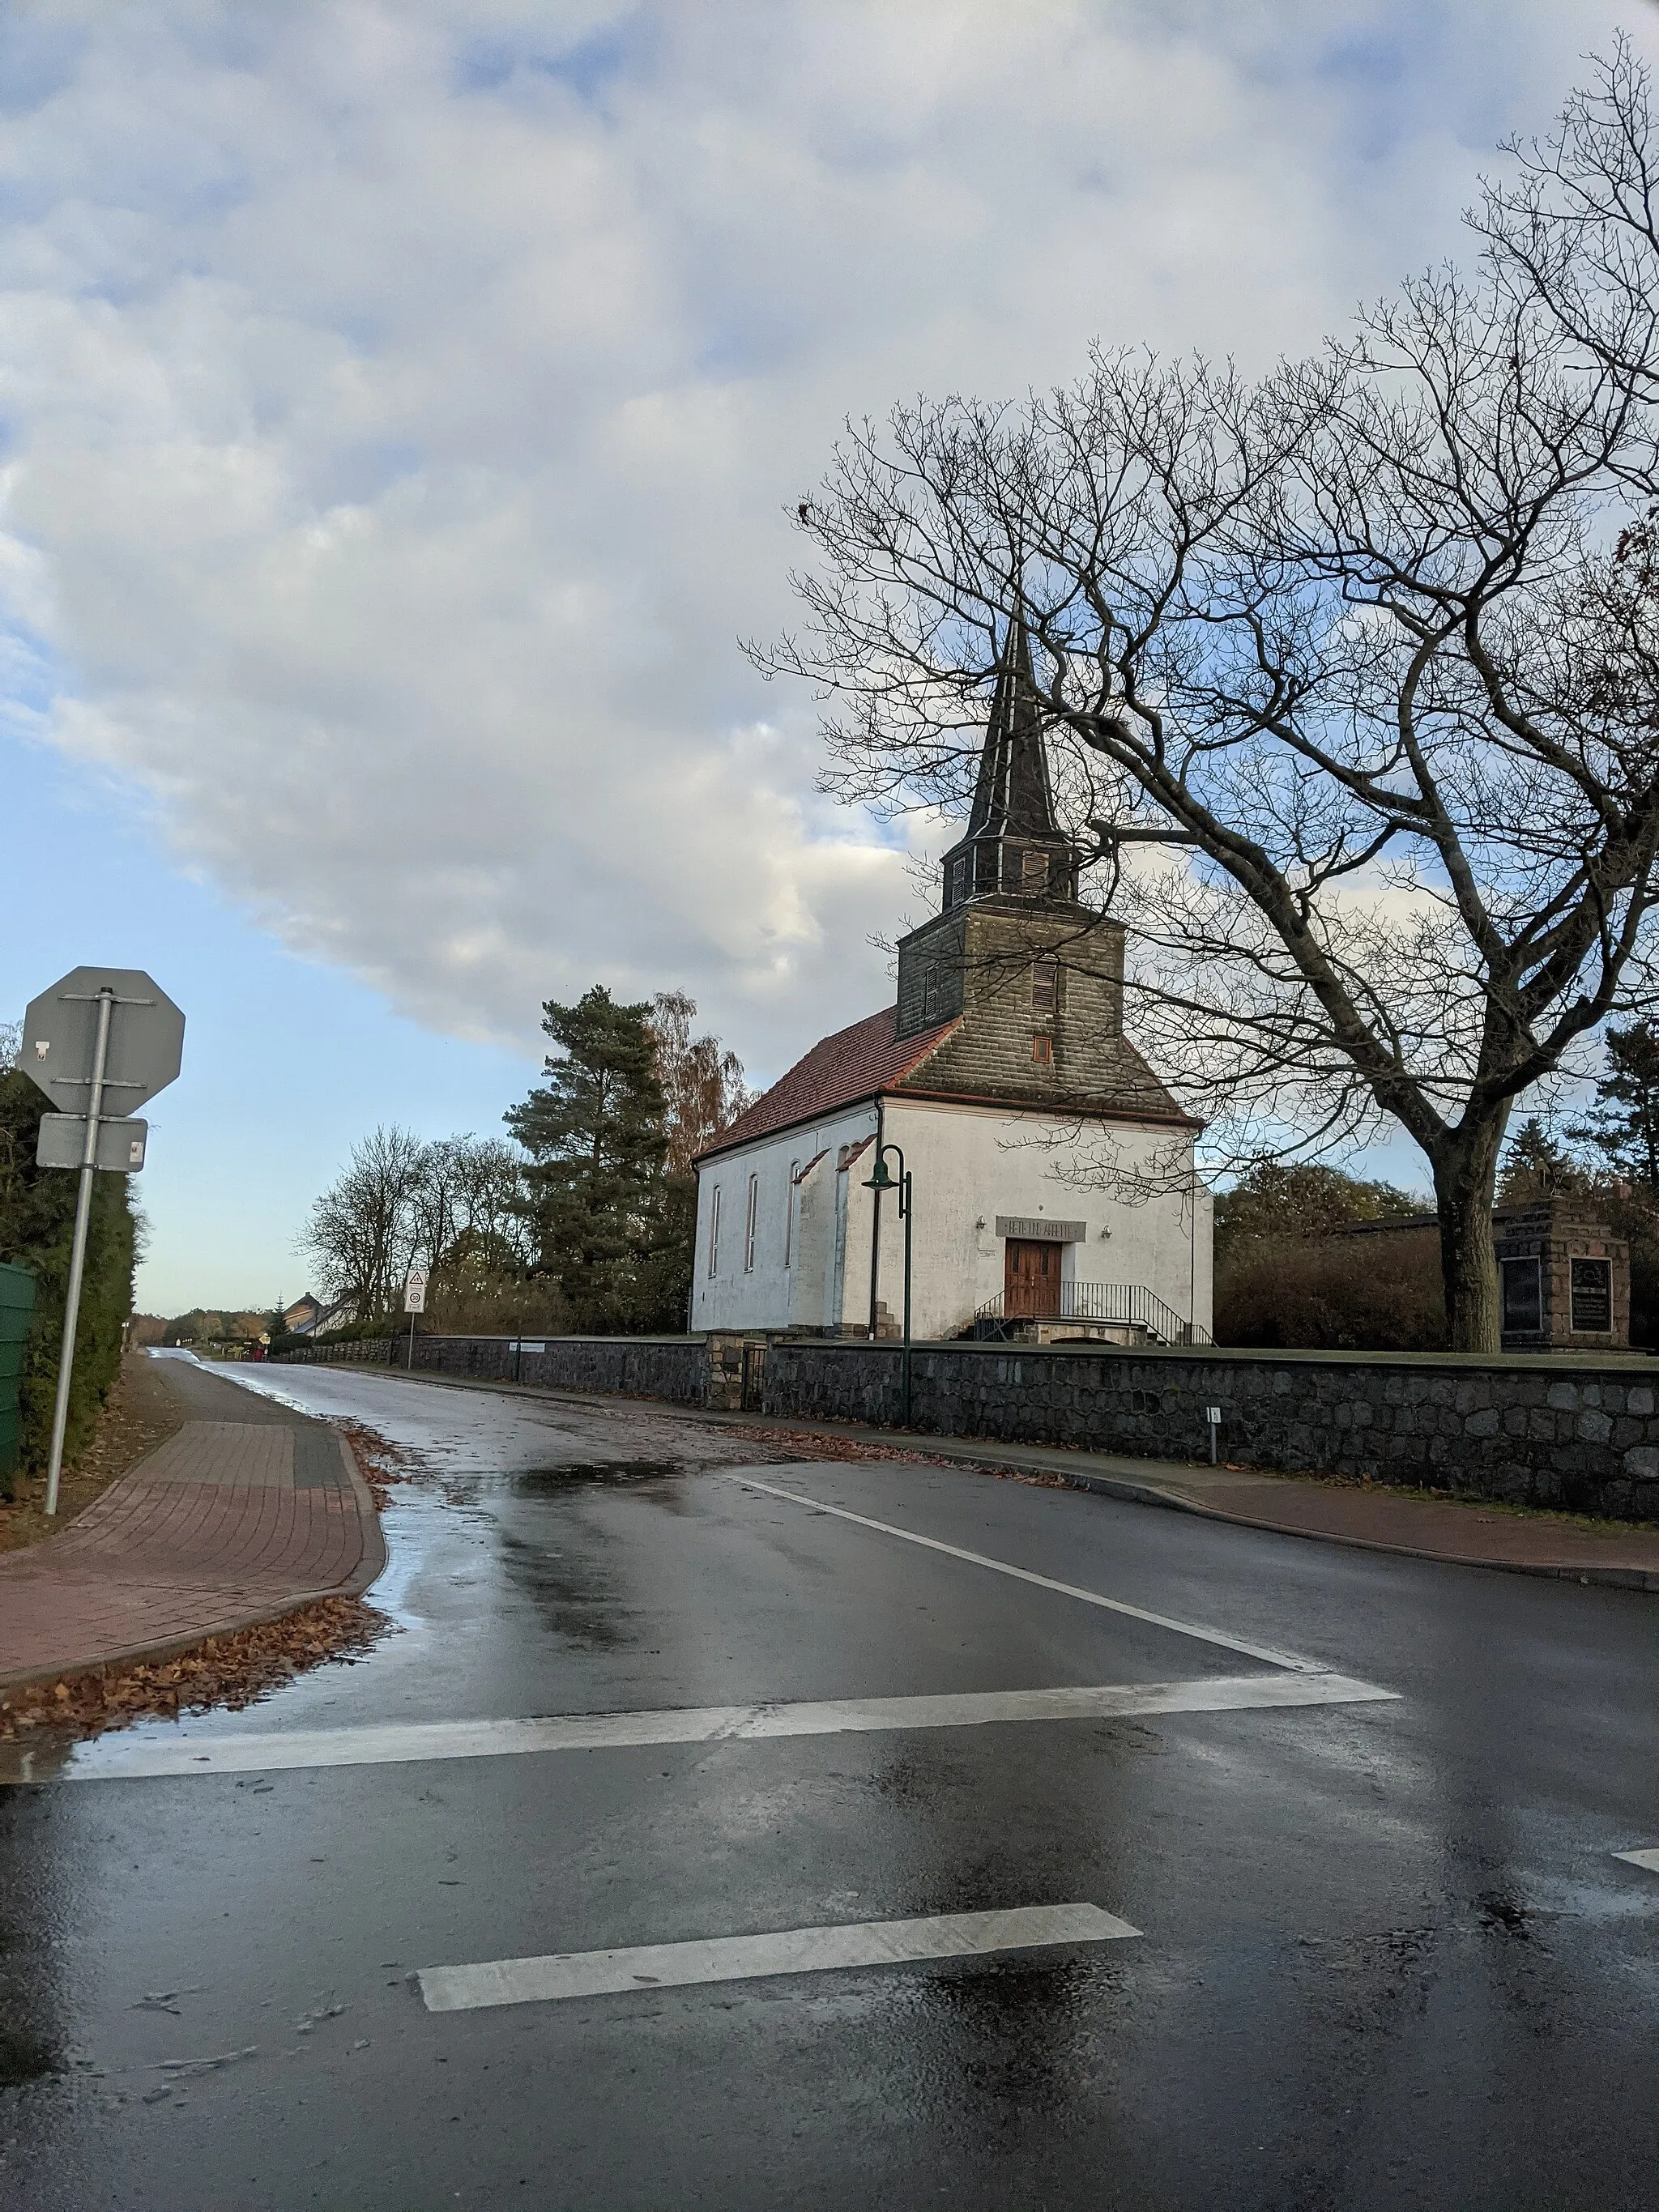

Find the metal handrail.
[{"left": 974, "top": 1281, "right": 1212, "bottom": 1345}]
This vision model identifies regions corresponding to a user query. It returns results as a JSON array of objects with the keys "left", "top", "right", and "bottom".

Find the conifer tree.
[
  {"left": 505, "top": 987, "right": 670, "bottom": 1330},
  {"left": 1498, "top": 1118, "right": 1586, "bottom": 1204},
  {"left": 1568, "top": 1022, "right": 1659, "bottom": 1191}
]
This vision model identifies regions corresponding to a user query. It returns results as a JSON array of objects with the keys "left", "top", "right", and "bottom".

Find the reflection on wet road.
[{"left": 1, "top": 1359, "right": 1657, "bottom": 2211}]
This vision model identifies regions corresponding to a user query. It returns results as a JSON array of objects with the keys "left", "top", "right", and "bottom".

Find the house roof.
[{"left": 696, "top": 1007, "right": 959, "bottom": 1162}]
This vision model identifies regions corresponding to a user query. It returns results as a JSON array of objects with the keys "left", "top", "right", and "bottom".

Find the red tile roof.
[{"left": 696, "top": 1007, "right": 957, "bottom": 1162}]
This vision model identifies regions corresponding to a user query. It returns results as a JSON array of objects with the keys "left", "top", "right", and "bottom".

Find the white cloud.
[{"left": 0, "top": 0, "right": 1644, "bottom": 1080}]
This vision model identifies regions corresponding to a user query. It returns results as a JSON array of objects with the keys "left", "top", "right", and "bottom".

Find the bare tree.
[
  {"left": 648, "top": 991, "right": 753, "bottom": 1175},
  {"left": 301, "top": 1125, "right": 428, "bottom": 1317},
  {"left": 412, "top": 1135, "right": 530, "bottom": 1289},
  {"left": 0, "top": 1021, "right": 19, "bottom": 1072},
  {"left": 757, "top": 55, "right": 1659, "bottom": 1350}
]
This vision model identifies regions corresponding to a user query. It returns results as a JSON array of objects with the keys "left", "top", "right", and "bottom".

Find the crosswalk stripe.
[
  {"left": 23, "top": 1669, "right": 1398, "bottom": 1783},
  {"left": 418, "top": 1901, "right": 1142, "bottom": 2012}
]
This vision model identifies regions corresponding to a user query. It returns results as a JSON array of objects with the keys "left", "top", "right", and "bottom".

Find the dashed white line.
[
  {"left": 417, "top": 1901, "right": 1141, "bottom": 2012},
  {"left": 715, "top": 1468, "right": 1323, "bottom": 1673},
  {"left": 25, "top": 1669, "right": 1398, "bottom": 1782}
]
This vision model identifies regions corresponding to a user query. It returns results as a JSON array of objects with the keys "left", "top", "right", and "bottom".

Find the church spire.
[{"left": 940, "top": 614, "right": 1080, "bottom": 910}]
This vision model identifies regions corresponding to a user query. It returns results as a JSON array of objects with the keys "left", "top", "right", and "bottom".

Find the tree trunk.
[{"left": 1433, "top": 1114, "right": 1509, "bottom": 1353}]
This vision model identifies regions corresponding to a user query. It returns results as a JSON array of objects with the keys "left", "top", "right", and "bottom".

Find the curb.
[
  {"left": 0, "top": 1430, "right": 387, "bottom": 1697},
  {"left": 301, "top": 1359, "right": 1659, "bottom": 1596}
]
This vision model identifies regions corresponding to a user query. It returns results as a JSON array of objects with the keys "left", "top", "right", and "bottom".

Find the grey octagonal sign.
[{"left": 22, "top": 967, "right": 186, "bottom": 1115}]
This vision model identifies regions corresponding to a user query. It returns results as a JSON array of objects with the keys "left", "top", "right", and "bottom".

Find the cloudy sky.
[{"left": 2, "top": 0, "right": 1651, "bottom": 1311}]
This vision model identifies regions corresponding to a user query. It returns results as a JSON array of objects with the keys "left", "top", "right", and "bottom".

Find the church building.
[{"left": 692, "top": 624, "right": 1212, "bottom": 1345}]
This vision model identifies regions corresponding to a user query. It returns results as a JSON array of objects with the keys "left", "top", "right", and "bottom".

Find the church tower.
[
  {"left": 936, "top": 615, "right": 1082, "bottom": 910},
  {"left": 893, "top": 618, "right": 1169, "bottom": 1119}
]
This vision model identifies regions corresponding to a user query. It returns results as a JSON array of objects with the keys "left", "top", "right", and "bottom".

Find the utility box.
[{"left": 0, "top": 1261, "right": 38, "bottom": 1483}]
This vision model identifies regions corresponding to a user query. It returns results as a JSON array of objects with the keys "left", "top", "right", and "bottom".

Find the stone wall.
[
  {"left": 390, "top": 1333, "right": 712, "bottom": 1402},
  {"left": 762, "top": 1339, "right": 1659, "bottom": 1522},
  {"left": 279, "top": 1329, "right": 1659, "bottom": 1522}
]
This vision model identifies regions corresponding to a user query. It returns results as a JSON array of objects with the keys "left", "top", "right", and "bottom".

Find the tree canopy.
[
  {"left": 506, "top": 987, "right": 674, "bottom": 1332},
  {"left": 760, "top": 44, "right": 1659, "bottom": 1349}
]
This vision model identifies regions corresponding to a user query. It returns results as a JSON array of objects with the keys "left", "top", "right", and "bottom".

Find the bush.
[
  {"left": 0, "top": 1069, "right": 138, "bottom": 1484},
  {"left": 1216, "top": 1227, "right": 1447, "bottom": 1350}
]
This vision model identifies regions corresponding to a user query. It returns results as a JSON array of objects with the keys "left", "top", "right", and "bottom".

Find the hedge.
[{"left": 0, "top": 1068, "right": 137, "bottom": 1490}]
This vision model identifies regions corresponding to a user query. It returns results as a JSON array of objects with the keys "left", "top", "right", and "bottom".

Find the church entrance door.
[{"left": 1004, "top": 1238, "right": 1061, "bottom": 1319}]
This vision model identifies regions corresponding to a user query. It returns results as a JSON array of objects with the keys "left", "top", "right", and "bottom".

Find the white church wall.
[
  {"left": 691, "top": 1103, "right": 879, "bottom": 1334},
  {"left": 693, "top": 1096, "right": 1210, "bottom": 1341},
  {"left": 874, "top": 1099, "right": 1208, "bottom": 1340}
]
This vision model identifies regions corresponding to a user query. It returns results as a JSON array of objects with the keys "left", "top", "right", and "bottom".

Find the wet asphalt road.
[{"left": 2, "top": 1361, "right": 1657, "bottom": 2211}]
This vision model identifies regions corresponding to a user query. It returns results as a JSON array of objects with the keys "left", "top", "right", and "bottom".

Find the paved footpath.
[
  {"left": 330, "top": 1360, "right": 1659, "bottom": 1592},
  {"left": 0, "top": 1357, "right": 383, "bottom": 1690}
]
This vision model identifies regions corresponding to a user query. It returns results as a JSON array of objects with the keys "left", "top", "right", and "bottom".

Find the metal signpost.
[
  {"left": 21, "top": 967, "right": 186, "bottom": 1514},
  {"left": 403, "top": 1270, "right": 428, "bottom": 1369}
]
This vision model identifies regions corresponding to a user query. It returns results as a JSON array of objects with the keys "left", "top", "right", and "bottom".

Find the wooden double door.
[{"left": 1004, "top": 1238, "right": 1062, "bottom": 1319}]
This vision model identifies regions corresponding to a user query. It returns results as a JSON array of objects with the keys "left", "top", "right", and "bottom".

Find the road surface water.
[{"left": 1, "top": 1358, "right": 1655, "bottom": 2210}]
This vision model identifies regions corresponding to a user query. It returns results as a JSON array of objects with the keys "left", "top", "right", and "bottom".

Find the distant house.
[
  {"left": 283, "top": 1294, "right": 323, "bottom": 1336},
  {"left": 313, "top": 1294, "right": 361, "bottom": 1336}
]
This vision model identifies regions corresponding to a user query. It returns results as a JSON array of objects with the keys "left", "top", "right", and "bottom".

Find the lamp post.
[{"left": 863, "top": 1144, "right": 913, "bottom": 1426}]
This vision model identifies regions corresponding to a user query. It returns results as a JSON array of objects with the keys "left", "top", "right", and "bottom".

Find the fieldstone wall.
[
  {"left": 279, "top": 1330, "right": 1659, "bottom": 1522},
  {"left": 762, "top": 1339, "right": 1659, "bottom": 1522},
  {"left": 404, "top": 1333, "right": 712, "bottom": 1402}
]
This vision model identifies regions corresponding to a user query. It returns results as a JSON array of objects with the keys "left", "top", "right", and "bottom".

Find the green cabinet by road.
[{"left": 0, "top": 1261, "right": 37, "bottom": 1481}]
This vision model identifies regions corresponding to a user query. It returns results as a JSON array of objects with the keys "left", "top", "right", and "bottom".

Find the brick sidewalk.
[{"left": 0, "top": 1363, "right": 384, "bottom": 1690}]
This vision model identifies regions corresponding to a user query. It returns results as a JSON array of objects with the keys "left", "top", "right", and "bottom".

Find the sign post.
[
  {"left": 403, "top": 1270, "right": 428, "bottom": 1370},
  {"left": 21, "top": 967, "right": 186, "bottom": 1513}
]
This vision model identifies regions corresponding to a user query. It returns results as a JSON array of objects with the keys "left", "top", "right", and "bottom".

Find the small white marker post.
[
  {"left": 1205, "top": 1404, "right": 1222, "bottom": 1465},
  {"left": 403, "top": 1269, "right": 428, "bottom": 1369}
]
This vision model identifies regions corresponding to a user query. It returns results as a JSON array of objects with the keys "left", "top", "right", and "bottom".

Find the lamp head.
[{"left": 863, "top": 1156, "right": 898, "bottom": 1192}]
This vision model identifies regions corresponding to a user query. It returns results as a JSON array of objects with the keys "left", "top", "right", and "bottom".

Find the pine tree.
[
  {"left": 1498, "top": 1117, "right": 1586, "bottom": 1203},
  {"left": 505, "top": 987, "right": 669, "bottom": 1331},
  {"left": 1567, "top": 1022, "right": 1659, "bottom": 1190}
]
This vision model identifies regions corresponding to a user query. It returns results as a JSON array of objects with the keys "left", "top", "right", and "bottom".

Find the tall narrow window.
[
  {"left": 784, "top": 1161, "right": 800, "bottom": 1266},
  {"left": 744, "top": 1173, "right": 759, "bottom": 1272},
  {"left": 1031, "top": 957, "right": 1058, "bottom": 1013},
  {"left": 707, "top": 1185, "right": 721, "bottom": 1276},
  {"left": 1032, "top": 1034, "right": 1054, "bottom": 1065},
  {"left": 948, "top": 855, "right": 968, "bottom": 906},
  {"left": 923, "top": 966, "right": 940, "bottom": 1018},
  {"left": 1022, "top": 847, "right": 1051, "bottom": 889}
]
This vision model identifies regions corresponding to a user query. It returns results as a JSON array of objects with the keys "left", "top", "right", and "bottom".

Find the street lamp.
[{"left": 863, "top": 1143, "right": 913, "bottom": 1426}]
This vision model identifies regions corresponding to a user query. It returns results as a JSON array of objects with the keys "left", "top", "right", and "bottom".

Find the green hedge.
[{"left": 0, "top": 1069, "right": 137, "bottom": 1490}]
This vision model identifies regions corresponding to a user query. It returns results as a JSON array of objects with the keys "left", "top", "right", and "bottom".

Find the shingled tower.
[
  {"left": 936, "top": 616, "right": 1082, "bottom": 909},
  {"left": 891, "top": 620, "right": 1175, "bottom": 1119}
]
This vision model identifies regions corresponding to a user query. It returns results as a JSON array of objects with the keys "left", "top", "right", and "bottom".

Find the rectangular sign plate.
[
  {"left": 994, "top": 1216, "right": 1087, "bottom": 1243},
  {"left": 36, "top": 1115, "right": 147, "bottom": 1174}
]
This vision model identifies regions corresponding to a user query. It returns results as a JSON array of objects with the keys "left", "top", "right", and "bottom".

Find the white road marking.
[
  {"left": 417, "top": 1901, "right": 1141, "bottom": 2012},
  {"left": 1614, "top": 1847, "right": 1659, "bottom": 1873},
  {"left": 715, "top": 1468, "right": 1322, "bottom": 1673},
  {"left": 37, "top": 1670, "right": 1397, "bottom": 1782}
]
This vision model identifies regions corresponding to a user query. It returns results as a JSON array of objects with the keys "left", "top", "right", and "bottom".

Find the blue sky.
[
  {"left": 2, "top": 738, "right": 535, "bottom": 1311},
  {"left": 1, "top": 1, "right": 1644, "bottom": 1310}
]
